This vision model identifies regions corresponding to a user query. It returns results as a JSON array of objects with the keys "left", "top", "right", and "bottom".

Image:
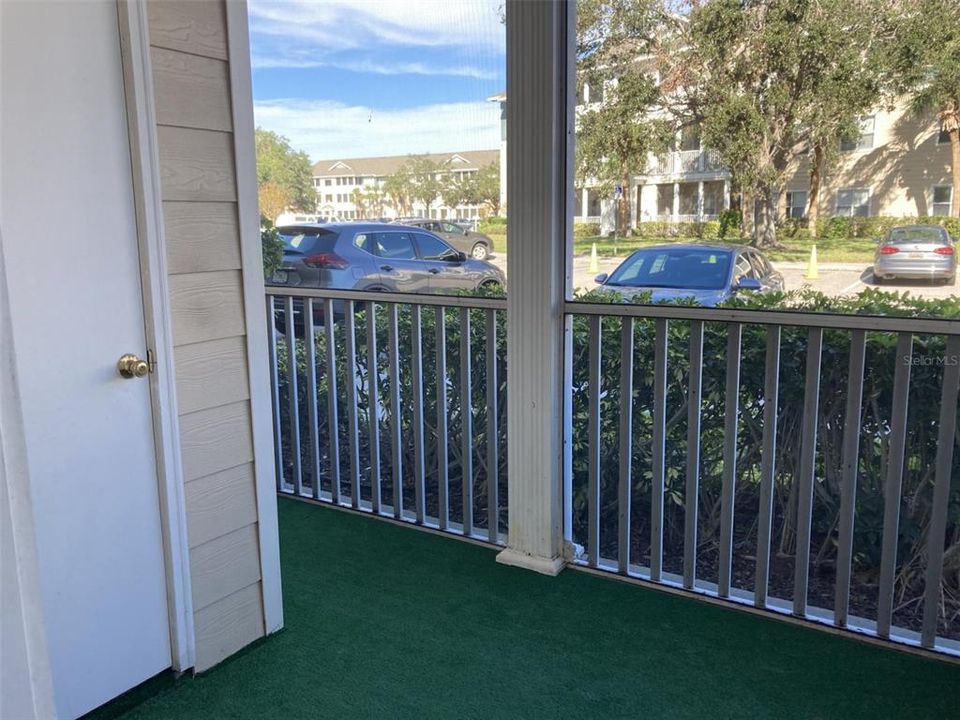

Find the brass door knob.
[{"left": 117, "top": 353, "right": 149, "bottom": 379}]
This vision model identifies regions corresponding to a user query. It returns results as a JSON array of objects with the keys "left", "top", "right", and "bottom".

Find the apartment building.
[
  {"left": 311, "top": 149, "right": 499, "bottom": 221},
  {"left": 782, "top": 103, "right": 953, "bottom": 221},
  {"left": 573, "top": 88, "right": 954, "bottom": 226}
]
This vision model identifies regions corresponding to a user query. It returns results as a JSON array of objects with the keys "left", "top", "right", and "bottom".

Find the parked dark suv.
[
  {"left": 267, "top": 222, "right": 505, "bottom": 330},
  {"left": 393, "top": 218, "right": 494, "bottom": 260}
]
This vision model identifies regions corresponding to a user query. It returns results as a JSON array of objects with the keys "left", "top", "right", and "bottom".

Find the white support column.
[
  {"left": 723, "top": 179, "right": 731, "bottom": 210},
  {"left": 697, "top": 180, "right": 704, "bottom": 221},
  {"left": 497, "top": 0, "right": 572, "bottom": 576},
  {"left": 672, "top": 181, "right": 680, "bottom": 220}
]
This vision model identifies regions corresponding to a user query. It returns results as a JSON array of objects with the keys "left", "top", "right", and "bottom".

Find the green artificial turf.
[{"left": 114, "top": 497, "right": 958, "bottom": 719}]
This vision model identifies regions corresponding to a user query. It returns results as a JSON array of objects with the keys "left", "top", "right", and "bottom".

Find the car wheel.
[
  {"left": 873, "top": 274, "right": 885, "bottom": 285},
  {"left": 471, "top": 242, "right": 489, "bottom": 260}
]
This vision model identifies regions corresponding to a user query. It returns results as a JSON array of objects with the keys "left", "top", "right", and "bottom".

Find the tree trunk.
[
  {"left": 754, "top": 188, "right": 778, "bottom": 248},
  {"left": 617, "top": 170, "right": 630, "bottom": 237},
  {"left": 951, "top": 127, "right": 960, "bottom": 217},
  {"left": 808, "top": 143, "right": 824, "bottom": 237},
  {"left": 740, "top": 190, "right": 751, "bottom": 240}
]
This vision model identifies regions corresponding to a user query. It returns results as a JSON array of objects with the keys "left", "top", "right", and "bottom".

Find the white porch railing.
[
  {"left": 266, "top": 286, "right": 960, "bottom": 658},
  {"left": 564, "top": 301, "right": 960, "bottom": 657},
  {"left": 267, "top": 288, "right": 507, "bottom": 545}
]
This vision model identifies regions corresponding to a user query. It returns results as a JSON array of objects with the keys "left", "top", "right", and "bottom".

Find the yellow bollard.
[
  {"left": 589, "top": 242, "right": 599, "bottom": 274},
  {"left": 805, "top": 243, "right": 819, "bottom": 280}
]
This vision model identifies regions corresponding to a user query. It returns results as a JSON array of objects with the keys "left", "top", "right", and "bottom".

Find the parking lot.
[{"left": 488, "top": 254, "right": 959, "bottom": 300}]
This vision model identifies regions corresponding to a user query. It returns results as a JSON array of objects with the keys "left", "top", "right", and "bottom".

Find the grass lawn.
[{"left": 484, "top": 231, "right": 877, "bottom": 264}]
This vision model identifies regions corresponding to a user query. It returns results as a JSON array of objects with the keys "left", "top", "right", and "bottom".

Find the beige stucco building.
[
  {"left": 310, "top": 149, "right": 499, "bottom": 222},
  {"left": 567, "top": 83, "right": 955, "bottom": 226},
  {"left": 781, "top": 103, "right": 953, "bottom": 220}
]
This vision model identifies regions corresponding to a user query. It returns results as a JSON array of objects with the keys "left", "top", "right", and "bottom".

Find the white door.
[{"left": 1, "top": 2, "right": 173, "bottom": 717}]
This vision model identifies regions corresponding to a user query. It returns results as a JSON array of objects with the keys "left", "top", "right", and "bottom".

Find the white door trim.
[
  {"left": 115, "top": 0, "right": 195, "bottom": 672},
  {"left": 225, "top": 0, "right": 284, "bottom": 634},
  {"left": 0, "top": 229, "right": 58, "bottom": 720}
]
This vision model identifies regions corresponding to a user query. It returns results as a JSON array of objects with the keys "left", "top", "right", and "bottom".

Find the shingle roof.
[{"left": 311, "top": 149, "right": 499, "bottom": 178}]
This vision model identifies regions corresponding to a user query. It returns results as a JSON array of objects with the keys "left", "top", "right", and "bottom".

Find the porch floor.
[{"left": 116, "top": 498, "right": 957, "bottom": 719}]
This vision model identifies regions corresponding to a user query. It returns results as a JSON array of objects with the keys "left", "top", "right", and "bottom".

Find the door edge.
[{"left": 115, "top": 0, "right": 196, "bottom": 673}]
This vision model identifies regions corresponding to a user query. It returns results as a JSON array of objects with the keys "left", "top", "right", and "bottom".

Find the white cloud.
[
  {"left": 251, "top": 56, "right": 497, "bottom": 80},
  {"left": 248, "top": 0, "right": 504, "bottom": 78},
  {"left": 254, "top": 98, "right": 501, "bottom": 161}
]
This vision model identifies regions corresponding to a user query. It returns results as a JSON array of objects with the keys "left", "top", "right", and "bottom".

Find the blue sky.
[{"left": 248, "top": 0, "right": 505, "bottom": 163}]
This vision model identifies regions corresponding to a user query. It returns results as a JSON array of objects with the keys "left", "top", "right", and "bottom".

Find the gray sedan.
[
  {"left": 873, "top": 225, "right": 956, "bottom": 285},
  {"left": 595, "top": 244, "right": 784, "bottom": 306}
]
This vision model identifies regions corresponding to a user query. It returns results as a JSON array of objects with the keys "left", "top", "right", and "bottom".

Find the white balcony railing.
[
  {"left": 268, "top": 286, "right": 960, "bottom": 658},
  {"left": 565, "top": 301, "right": 960, "bottom": 657},
  {"left": 268, "top": 287, "right": 507, "bottom": 545},
  {"left": 646, "top": 149, "right": 726, "bottom": 178}
]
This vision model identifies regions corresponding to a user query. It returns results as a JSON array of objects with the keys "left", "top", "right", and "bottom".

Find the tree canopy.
[
  {"left": 888, "top": 0, "right": 960, "bottom": 216},
  {"left": 440, "top": 160, "right": 502, "bottom": 216},
  {"left": 255, "top": 127, "right": 314, "bottom": 216},
  {"left": 576, "top": 0, "right": 673, "bottom": 235},
  {"left": 662, "top": 0, "right": 895, "bottom": 246}
]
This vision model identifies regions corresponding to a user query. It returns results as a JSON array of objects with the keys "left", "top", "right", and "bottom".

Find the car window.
[
  {"left": 441, "top": 222, "right": 463, "bottom": 234},
  {"left": 277, "top": 228, "right": 338, "bottom": 255},
  {"left": 733, "top": 253, "right": 755, "bottom": 280},
  {"left": 605, "top": 248, "right": 732, "bottom": 290},
  {"left": 416, "top": 233, "right": 457, "bottom": 260},
  {"left": 352, "top": 233, "right": 373, "bottom": 254},
  {"left": 747, "top": 252, "right": 770, "bottom": 277},
  {"left": 887, "top": 227, "right": 949, "bottom": 245},
  {"left": 371, "top": 232, "right": 417, "bottom": 260}
]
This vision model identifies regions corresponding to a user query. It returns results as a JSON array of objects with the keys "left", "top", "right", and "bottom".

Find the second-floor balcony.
[{"left": 647, "top": 149, "right": 727, "bottom": 178}]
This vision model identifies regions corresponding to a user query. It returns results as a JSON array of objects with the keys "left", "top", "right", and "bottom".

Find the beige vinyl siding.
[
  {"left": 147, "top": 0, "right": 266, "bottom": 672},
  {"left": 782, "top": 103, "right": 953, "bottom": 218}
]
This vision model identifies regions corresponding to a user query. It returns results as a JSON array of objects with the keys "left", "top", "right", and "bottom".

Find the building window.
[
  {"left": 938, "top": 123, "right": 951, "bottom": 145},
  {"left": 325, "top": 194, "right": 333, "bottom": 202},
  {"left": 325, "top": 179, "right": 332, "bottom": 186},
  {"left": 840, "top": 116, "right": 875, "bottom": 152},
  {"left": 932, "top": 185, "right": 953, "bottom": 216},
  {"left": 786, "top": 190, "right": 808, "bottom": 219},
  {"left": 679, "top": 124, "right": 701, "bottom": 152},
  {"left": 587, "top": 189, "right": 602, "bottom": 217},
  {"left": 588, "top": 80, "right": 604, "bottom": 104},
  {"left": 836, "top": 187, "right": 870, "bottom": 217}
]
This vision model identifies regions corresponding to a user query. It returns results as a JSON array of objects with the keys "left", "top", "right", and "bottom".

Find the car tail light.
[
  {"left": 878, "top": 246, "right": 899, "bottom": 255},
  {"left": 303, "top": 252, "right": 348, "bottom": 268},
  {"left": 933, "top": 246, "right": 955, "bottom": 256}
]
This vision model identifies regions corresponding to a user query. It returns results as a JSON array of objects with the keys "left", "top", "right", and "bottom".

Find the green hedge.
[
  {"left": 631, "top": 215, "right": 960, "bottom": 244},
  {"left": 477, "top": 215, "right": 507, "bottom": 229},
  {"left": 815, "top": 215, "right": 960, "bottom": 239},
  {"left": 574, "top": 221, "right": 601, "bottom": 238}
]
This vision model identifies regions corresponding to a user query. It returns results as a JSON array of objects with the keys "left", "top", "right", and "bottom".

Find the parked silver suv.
[
  {"left": 269, "top": 222, "right": 504, "bottom": 294},
  {"left": 268, "top": 223, "right": 504, "bottom": 333}
]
